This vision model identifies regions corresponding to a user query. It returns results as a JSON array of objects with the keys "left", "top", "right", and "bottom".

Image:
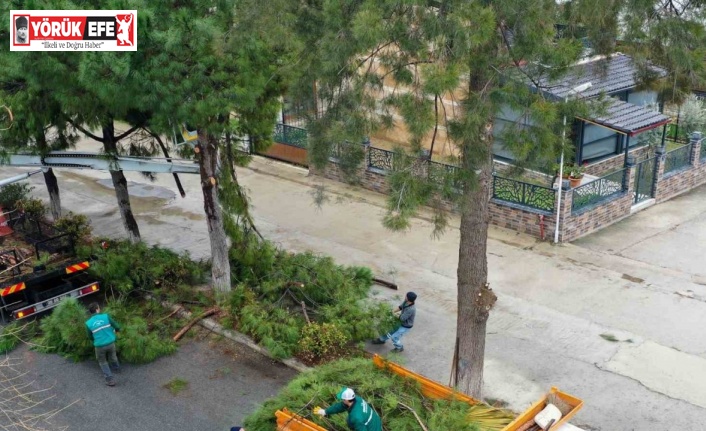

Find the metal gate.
[{"left": 633, "top": 157, "right": 656, "bottom": 204}]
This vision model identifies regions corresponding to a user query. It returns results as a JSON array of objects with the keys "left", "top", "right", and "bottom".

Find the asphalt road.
[{"left": 2, "top": 329, "right": 296, "bottom": 431}]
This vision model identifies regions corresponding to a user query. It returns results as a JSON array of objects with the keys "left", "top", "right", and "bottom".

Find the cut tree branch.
[{"left": 173, "top": 307, "right": 218, "bottom": 341}]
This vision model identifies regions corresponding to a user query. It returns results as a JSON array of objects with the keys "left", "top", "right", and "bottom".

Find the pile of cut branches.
[{"left": 244, "top": 358, "right": 515, "bottom": 431}]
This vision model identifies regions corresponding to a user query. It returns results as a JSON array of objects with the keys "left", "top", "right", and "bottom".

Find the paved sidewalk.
[{"left": 5, "top": 155, "right": 706, "bottom": 430}]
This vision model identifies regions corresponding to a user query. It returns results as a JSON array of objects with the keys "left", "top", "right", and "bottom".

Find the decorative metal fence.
[
  {"left": 491, "top": 175, "right": 556, "bottom": 213},
  {"left": 367, "top": 147, "right": 395, "bottom": 171},
  {"left": 664, "top": 143, "right": 692, "bottom": 174},
  {"left": 571, "top": 168, "right": 627, "bottom": 213},
  {"left": 428, "top": 161, "right": 460, "bottom": 188},
  {"left": 273, "top": 123, "right": 308, "bottom": 148}
]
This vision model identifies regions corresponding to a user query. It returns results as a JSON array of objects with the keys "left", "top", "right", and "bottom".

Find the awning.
[{"left": 578, "top": 98, "right": 670, "bottom": 136}]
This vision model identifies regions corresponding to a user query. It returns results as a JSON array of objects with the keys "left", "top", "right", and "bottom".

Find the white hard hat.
[{"left": 336, "top": 387, "right": 356, "bottom": 401}]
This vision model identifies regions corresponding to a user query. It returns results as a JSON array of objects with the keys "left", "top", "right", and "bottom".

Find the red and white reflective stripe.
[
  {"left": 0, "top": 282, "right": 26, "bottom": 297},
  {"left": 65, "top": 261, "right": 90, "bottom": 274}
]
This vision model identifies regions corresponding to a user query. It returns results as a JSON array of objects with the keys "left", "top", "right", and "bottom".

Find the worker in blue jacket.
[
  {"left": 85, "top": 302, "right": 121, "bottom": 386},
  {"left": 371, "top": 291, "right": 417, "bottom": 352}
]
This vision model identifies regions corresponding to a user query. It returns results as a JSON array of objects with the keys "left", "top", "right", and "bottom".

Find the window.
[
  {"left": 492, "top": 106, "right": 533, "bottom": 161},
  {"left": 580, "top": 123, "right": 619, "bottom": 162},
  {"left": 627, "top": 90, "right": 658, "bottom": 107}
]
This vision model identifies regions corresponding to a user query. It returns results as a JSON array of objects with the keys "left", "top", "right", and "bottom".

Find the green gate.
[{"left": 633, "top": 157, "right": 656, "bottom": 204}]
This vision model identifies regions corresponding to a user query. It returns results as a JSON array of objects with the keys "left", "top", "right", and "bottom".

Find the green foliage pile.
[
  {"left": 0, "top": 183, "right": 33, "bottom": 210},
  {"left": 244, "top": 358, "right": 514, "bottom": 431},
  {"left": 80, "top": 240, "right": 207, "bottom": 296},
  {"left": 104, "top": 299, "right": 179, "bottom": 363},
  {"left": 33, "top": 298, "right": 178, "bottom": 364},
  {"left": 226, "top": 233, "right": 391, "bottom": 359},
  {"left": 297, "top": 322, "right": 350, "bottom": 364},
  {"left": 35, "top": 298, "right": 93, "bottom": 361},
  {"left": 17, "top": 198, "right": 47, "bottom": 220},
  {"left": 55, "top": 212, "right": 93, "bottom": 245},
  {"left": 0, "top": 321, "right": 24, "bottom": 353}
]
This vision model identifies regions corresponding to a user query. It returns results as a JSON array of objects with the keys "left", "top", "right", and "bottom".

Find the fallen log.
[
  {"left": 173, "top": 307, "right": 218, "bottom": 342},
  {"left": 372, "top": 277, "right": 397, "bottom": 290}
]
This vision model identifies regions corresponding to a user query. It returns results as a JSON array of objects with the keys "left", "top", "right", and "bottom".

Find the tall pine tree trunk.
[
  {"left": 35, "top": 131, "right": 61, "bottom": 220},
  {"left": 197, "top": 129, "right": 231, "bottom": 293},
  {"left": 455, "top": 146, "right": 496, "bottom": 398},
  {"left": 43, "top": 169, "right": 61, "bottom": 221},
  {"left": 103, "top": 121, "right": 141, "bottom": 243}
]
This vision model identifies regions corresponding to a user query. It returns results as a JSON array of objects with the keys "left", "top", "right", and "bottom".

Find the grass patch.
[
  {"left": 163, "top": 378, "right": 189, "bottom": 395},
  {"left": 600, "top": 333, "right": 619, "bottom": 342}
]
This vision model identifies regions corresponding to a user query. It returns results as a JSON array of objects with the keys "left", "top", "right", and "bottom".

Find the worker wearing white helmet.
[{"left": 314, "top": 387, "right": 382, "bottom": 431}]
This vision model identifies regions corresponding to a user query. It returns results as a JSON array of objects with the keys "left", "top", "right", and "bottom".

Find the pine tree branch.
[
  {"left": 114, "top": 124, "right": 142, "bottom": 142},
  {"left": 66, "top": 118, "right": 103, "bottom": 142}
]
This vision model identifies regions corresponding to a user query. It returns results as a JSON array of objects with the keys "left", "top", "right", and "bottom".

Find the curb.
[{"left": 151, "top": 296, "right": 313, "bottom": 373}]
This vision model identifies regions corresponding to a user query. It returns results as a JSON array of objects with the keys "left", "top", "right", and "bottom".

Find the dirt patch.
[{"left": 621, "top": 273, "right": 644, "bottom": 284}]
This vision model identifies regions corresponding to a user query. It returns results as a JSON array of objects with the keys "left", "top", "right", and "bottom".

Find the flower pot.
[{"left": 569, "top": 176, "right": 583, "bottom": 188}]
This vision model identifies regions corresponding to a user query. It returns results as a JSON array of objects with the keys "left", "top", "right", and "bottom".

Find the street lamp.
[{"left": 554, "top": 82, "right": 592, "bottom": 244}]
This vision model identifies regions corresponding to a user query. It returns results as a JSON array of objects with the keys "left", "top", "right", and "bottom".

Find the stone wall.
[
  {"left": 559, "top": 168, "right": 635, "bottom": 242},
  {"left": 488, "top": 200, "right": 556, "bottom": 240},
  {"left": 314, "top": 145, "right": 560, "bottom": 241},
  {"left": 311, "top": 135, "right": 705, "bottom": 243},
  {"left": 583, "top": 145, "right": 651, "bottom": 177},
  {"left": 654, "top": 135, "right": 706, "bottom": 202}
]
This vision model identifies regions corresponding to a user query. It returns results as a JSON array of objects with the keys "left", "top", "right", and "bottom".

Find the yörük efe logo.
[{"left": 10, "top": 10, "right": 137, "bottom": 51}]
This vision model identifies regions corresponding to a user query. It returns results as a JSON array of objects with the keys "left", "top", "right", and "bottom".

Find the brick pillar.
[
  {"left": 652, "top": 145, "right": 666, "bottom": 198},
  {"left": 690, "top": 132, "right": 703, "bottom": 167},
  {"left": 360, "top": 139, "right": 371, "bottom": 177},
  {"left": 624, "top": 154, "right": 636, "bottom": 194},
  {"left": 557, "top": 185, "right": 573, "bottom": 243},
  {"left": 689, "top": 132, "right": 701, "bottom": 168}
]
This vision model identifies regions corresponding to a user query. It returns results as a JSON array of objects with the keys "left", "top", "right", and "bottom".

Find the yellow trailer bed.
[{"left": 275, "top": 355, "right": 583, "bottom": 431}]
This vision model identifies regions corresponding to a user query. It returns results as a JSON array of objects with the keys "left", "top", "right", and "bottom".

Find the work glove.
[{"left": 314, "top": 408, "right": 326, "bottom": 417}]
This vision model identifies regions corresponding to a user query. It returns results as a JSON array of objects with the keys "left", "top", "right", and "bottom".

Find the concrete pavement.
[
  {"left": 4, "top": 153, "right": 706, "bottom": 430},
  {"left": 4, "top": 332, "right": 295, "bottom": 431}
]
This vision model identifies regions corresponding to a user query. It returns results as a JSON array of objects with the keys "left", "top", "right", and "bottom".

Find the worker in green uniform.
[{"left": 314, "top": 387, "right": 382, "bottom": 431}]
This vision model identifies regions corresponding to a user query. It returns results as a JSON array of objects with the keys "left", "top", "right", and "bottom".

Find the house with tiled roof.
[{"left": 493, "top": 54, "right": 671, "bottom": 168}]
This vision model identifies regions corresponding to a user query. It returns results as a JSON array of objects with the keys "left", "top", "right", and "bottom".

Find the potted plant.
[
  {"left": 552, "top": 163, "right": 572, "bottom": 180},
  {"left": 568, "top": 163, "right": 584, "bottom": 188}
]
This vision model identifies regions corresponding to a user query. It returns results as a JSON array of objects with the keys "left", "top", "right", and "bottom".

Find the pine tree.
[
  {"left": 0, "top": 0, "right": 153, "bottom": 242},
  {"left": 145, "top": 0, "right": 295, "bottom": 292},
  {"left": 289, "top": 0, "right": 706, "bottom": 398},
  {"left": 0, "top": 66, "right": 76, "bottom": 220}
]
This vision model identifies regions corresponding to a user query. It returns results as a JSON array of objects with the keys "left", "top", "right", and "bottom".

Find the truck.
[
  {"left": 0, "top": 257, "right": 100, "bottom": 322},
  {"left": 0, "top": 209, "right": 101, "bottom": 322}
]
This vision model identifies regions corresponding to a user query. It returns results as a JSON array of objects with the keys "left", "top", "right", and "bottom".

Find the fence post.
[
  {"left": 691, "top": 131, "right": 703, "bottom": 166},
  {"left": 558, "top": 186, "right": 573, "bottom": 242},
  {"left": 688, "top": 132, "right": 700, "bottom": 166},
  {"left": 652, "top": 145, "right": 666, "bottom": 198},
  {"left": 624, "top": 154, "right": 636, "bottom": 194}
]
